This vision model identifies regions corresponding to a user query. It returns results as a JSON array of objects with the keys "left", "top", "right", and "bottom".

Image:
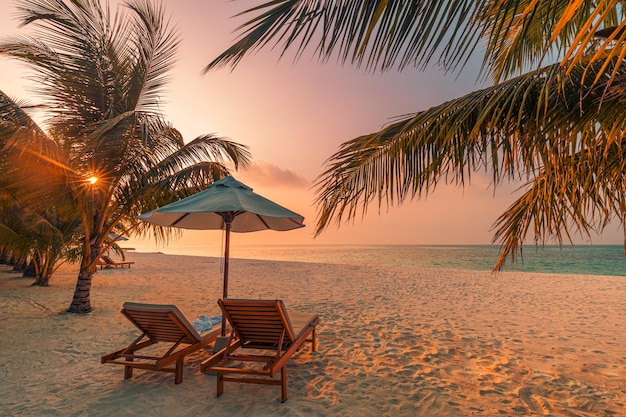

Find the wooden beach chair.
[
  {"left": 98, "top": 255, "right": 134, "bottom": 269},
  {"left": 101, "top": 302, "right": 221, "bottom": 384},
  {"left": 200, "top": 299, "right": 319, "bottom": 402}
]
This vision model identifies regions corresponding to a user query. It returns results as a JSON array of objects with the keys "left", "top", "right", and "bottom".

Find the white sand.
[{"left": 1, "top": 251, "right": 625, "bottom": 416}]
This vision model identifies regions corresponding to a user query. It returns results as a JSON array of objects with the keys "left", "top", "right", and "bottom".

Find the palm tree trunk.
[
  {"left": 67, "top": 268, "right": 93, "bottom": 313},
  {"left": 33, "top": 259, "right": 50, "bottom": 286},
  {"left": 68, "top": 240, "right": 100, "bottom": 313},
  {"left": 34, "top": 273, "right": 50, "bottom": 286}
]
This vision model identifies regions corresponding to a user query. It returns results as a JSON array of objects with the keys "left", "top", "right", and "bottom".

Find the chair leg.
[
  {"left": 217, "top": 372, "right": 224, "bottom": 398},
  {"left": 124, "top": 357, "right": 133, "bottom": 380},
  {"left": 280, "top": 366, "right": 287, "bottom": 403},
  {"left": 174, "top": 357, "right": 184, "bottom": 384}
]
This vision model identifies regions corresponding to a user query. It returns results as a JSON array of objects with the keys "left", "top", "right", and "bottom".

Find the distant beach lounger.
[
  {"left": 98, "top": 255, "right": 134, "bottom": 269},
  {"left": 200, "top": 299, "right": 319, "bottom": 402},
  {"left": 101, "top": 302, "right": 221, "bottom": 384}
]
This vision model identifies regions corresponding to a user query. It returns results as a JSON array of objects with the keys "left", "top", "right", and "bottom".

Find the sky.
[{"left": 0, "top": 0, "right": 622, "bottom": 255}]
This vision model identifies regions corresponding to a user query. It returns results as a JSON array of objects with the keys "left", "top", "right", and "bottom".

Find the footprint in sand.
[{"left": 518, "top": 387, "right": 552, "bottom": 415}]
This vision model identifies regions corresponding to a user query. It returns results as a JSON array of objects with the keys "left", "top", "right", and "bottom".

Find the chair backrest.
[
  {"left": 219, "top": 299, "right": 296, "bottom": 348},
  {"left": 102, "top": 255, "right": 116, "bottom": 264},
  {"left": 122, "top": 302, "right": 201, "bottom": 344}
]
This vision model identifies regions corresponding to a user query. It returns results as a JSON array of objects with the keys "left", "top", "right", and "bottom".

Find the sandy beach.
[{"left": 1, "top": 251, "right": 625, "bottom": 416}]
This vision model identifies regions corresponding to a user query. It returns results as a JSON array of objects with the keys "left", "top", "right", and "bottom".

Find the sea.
[{"left": 139, "top": 244, "right": 626, "bottom": 277}]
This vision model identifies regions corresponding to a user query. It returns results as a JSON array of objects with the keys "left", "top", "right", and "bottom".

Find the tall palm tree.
[
  {"left": 204, "top": 0, "right": 626, "bottom": 269},
  {"left": 0, "top": 0, "right": 250, "bottom": 313}
]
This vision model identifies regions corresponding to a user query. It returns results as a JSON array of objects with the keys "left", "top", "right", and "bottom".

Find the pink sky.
[{"left": 0, "top": 0, "right": 622, "bottom": 253}]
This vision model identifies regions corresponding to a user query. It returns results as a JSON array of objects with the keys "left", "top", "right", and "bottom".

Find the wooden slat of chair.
[
  {"left": 223, "top": 300, "right": 295, "bottom": 345},
  {"left": 123, "top": 310, "right": 199, "bottom": 344}
]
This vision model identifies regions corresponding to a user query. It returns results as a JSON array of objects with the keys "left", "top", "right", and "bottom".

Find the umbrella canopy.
[
  {"left": 138, "top": 176, "right": 304, "bottom": 232},
  {"left": 138, "top": 176, "right": 305, "bottom": 334}
]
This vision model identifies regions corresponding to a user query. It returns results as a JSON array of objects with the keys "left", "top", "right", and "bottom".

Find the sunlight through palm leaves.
[{"left": 0, "top": 0, "right": 250, "bottom": 313}]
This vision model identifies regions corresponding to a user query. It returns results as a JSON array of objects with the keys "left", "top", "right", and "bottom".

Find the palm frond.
[
  {"left": 0, "top": 90, "right": 70, "bottom": 205},
  {"left": 314, "top": 56, "right": 625, "bottom": 265},
  {"left": 492, "top": 138, "right": 625, "bottom": 269},
  {"left": 208, "top": 1, "right": 626, "bottom": 92},
  {"left": 123, "top": 0, "right": 181, "bottom": 114},
  {"left": 204, "top": 0, "right": 486, "bottom": 74}
]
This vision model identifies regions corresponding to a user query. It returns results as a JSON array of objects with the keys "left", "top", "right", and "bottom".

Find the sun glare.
[{"left": 87, "top": 176, "right": 98, "bottom": 185}]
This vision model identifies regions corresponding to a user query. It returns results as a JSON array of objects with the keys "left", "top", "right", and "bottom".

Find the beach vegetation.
[
  {"left": 0, "top": 93, "right": 81, "bottom": 284},
  {"left": 0, "top": 0, "right": 250, "bottom": 312},
  {"left": 0, "top": 198, "right": 82, "bottom": 285},
  {"left": 205, "top": 0, "right": 626, "bottom": 268}
]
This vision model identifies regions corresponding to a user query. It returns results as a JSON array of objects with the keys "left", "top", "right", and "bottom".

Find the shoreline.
[
  {"left": 1, "top": 251, "right": 625, "bottom": 416},
  {"left": 126, "top": 244, "right": 626, "bottom": 278}
]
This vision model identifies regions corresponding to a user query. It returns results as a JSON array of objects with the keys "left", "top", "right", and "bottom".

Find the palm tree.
[
  {"left": 0, "top": 195, "right": 82, "bottom": 285},
  {"left": 0, "top": 92, "right": 76, "bottom": 282},
  {"left": 204, "top": 1, "right": 626, "bottom": 269},
  {"left": 0, "top": 0, "right": 251, "bottom": 313}
]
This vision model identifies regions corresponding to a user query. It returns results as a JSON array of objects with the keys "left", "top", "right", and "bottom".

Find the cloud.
[{"left": 237, "top": 161, "right": 311, "bottom": 189}]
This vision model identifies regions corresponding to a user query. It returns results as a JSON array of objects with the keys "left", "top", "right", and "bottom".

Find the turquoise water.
[{"left": 145, "top": 244, "right": 625, "bottom": 277}]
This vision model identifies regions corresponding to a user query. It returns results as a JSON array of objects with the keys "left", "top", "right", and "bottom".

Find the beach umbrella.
[{"left": 137, "top": 176, "right": 305, "bottom": 334}]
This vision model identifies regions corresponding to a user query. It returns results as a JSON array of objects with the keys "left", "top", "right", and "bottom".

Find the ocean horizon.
[{"left": 130, "top": 244, "right": 625, "bottom": 277}]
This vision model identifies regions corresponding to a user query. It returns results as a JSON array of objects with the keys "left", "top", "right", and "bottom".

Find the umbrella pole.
[
  {"left": 221, "top": 220, "right": 232, "bottom": 336},
  {"left": 223, "top": 222, "right": 230, "bottom": 300}
]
